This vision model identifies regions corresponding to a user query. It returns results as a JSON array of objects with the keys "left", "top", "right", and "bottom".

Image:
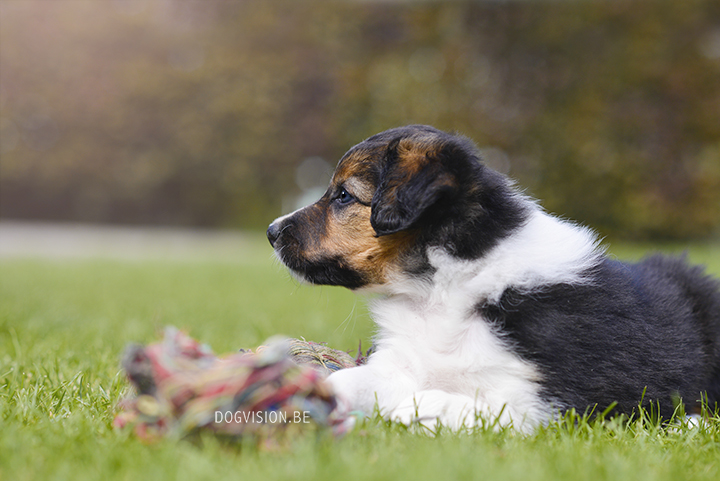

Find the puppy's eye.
[{"left": 337, "top": 188, "right": 355, "bottom": 205}]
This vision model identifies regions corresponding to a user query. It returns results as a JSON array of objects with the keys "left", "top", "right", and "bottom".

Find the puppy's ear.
[{"left": 370, "top": 138, "right": 458, "bottom": 237}]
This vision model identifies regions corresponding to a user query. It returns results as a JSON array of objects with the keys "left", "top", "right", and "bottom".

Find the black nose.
[{"left": 267, "top": 221, "right": 281, "bottom": 247}]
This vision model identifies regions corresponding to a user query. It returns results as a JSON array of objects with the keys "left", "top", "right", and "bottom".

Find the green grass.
[{"left": 1, "top": 235, "right": 720, "bottom": 481}]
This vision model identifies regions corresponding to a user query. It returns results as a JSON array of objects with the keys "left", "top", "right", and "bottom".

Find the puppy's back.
[{"left": 482, "top": 253, "right": 720, "bottom": 417}]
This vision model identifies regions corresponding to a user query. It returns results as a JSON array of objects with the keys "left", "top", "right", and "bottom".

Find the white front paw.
[
  {"left": 391, "top": 399, "right": 439, "bottom": 433},
  {"left": 391, "top": 399, "right": 420, "bottom": 425},
  {"left": 392, "top": 390, "right": 481, "bottom": 432},
  {"left": 326, "top": 366, "right": 381, "bottom": 415}
]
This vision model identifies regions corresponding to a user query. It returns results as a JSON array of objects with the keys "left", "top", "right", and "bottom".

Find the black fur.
[
  {"left": 296, "top": 256, "right": 367, "bottom": 289},
  {"left": 479, "top": 255, "right": 720, "bottom": 417}
]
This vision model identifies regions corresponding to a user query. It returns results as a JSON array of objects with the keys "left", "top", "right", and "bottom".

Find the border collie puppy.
[{"left": 267, "top": 125, "right": 720, "bottom": 431}]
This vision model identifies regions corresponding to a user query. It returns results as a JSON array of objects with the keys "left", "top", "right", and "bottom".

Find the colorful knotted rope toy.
[{"left": 113, "top": 327, "right": 367, "bottom": 443}]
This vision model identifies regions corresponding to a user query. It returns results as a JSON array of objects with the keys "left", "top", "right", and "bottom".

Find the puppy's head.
[{"left": 267, "top": 125, "right": 527, "bottom": 290}]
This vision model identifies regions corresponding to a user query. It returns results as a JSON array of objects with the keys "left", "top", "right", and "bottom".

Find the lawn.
[{"left": 1, "top": 233, "right": 719, "bottom": 481}]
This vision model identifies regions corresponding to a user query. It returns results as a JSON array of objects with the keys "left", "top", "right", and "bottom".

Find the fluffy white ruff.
[{"left": 327, "top": 208, "right": 604, "bottom": 432}]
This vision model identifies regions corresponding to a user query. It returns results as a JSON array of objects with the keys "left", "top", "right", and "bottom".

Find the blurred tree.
[{"left": 0, "top": 0, "right": 718, "bottom": 239}]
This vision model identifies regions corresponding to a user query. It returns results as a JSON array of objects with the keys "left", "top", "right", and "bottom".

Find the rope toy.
[{"left": 113, "top": 327, "right": 368, "bottom": 443}]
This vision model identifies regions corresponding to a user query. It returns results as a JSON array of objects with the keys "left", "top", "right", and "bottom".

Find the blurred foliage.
[{"left": 0, "top": 0, "right": 718, "bottom": 239}]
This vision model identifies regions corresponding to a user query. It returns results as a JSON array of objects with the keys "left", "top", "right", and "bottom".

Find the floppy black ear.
[{"left": 370, "top": 142, "right": 458, "bottom": 237}]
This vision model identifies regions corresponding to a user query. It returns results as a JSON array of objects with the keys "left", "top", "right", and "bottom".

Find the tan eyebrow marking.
[
  {"left": 343, "top": 177, "right": 373, "bottom": 205},
  {"left": 332, "top": 149, "right": 366, "bottom": 184}
]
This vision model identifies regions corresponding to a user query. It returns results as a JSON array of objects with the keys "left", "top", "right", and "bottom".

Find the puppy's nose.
[{"left": 267, "top": 221, "right": 281, "bottom": 247}]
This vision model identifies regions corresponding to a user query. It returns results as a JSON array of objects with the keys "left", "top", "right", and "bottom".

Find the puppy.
[{"left": 267, "top": 125, "right": 720, "bottom": 431}]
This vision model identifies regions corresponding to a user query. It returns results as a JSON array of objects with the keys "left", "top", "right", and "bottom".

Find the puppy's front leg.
[{"left": 326, "top": 363, "right": 416, "bottom": 416}]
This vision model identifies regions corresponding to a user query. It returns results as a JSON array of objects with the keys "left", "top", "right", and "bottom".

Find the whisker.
[{"left": 334, "top": 299, "right": 357, "bottom": 336}]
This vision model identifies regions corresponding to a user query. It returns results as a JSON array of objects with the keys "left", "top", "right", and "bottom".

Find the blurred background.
[{"left": 1, "top": 0, "right": 719, "bottom": 241}]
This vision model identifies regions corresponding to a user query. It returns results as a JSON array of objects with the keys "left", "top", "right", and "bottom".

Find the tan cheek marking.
[{"left": 305, "top": 204, "right": 415, "bottom": 285}]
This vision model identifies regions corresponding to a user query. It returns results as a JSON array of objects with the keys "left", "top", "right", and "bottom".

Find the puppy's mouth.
[
  {"left": 269, "top": 228, "right": 367, "bottom": 289},
  {"left": 279, "top": 250, "right": 367, "bottom": 289},
  {"left": 270, "top": 244, "right": 307, "bottom": 283}
]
